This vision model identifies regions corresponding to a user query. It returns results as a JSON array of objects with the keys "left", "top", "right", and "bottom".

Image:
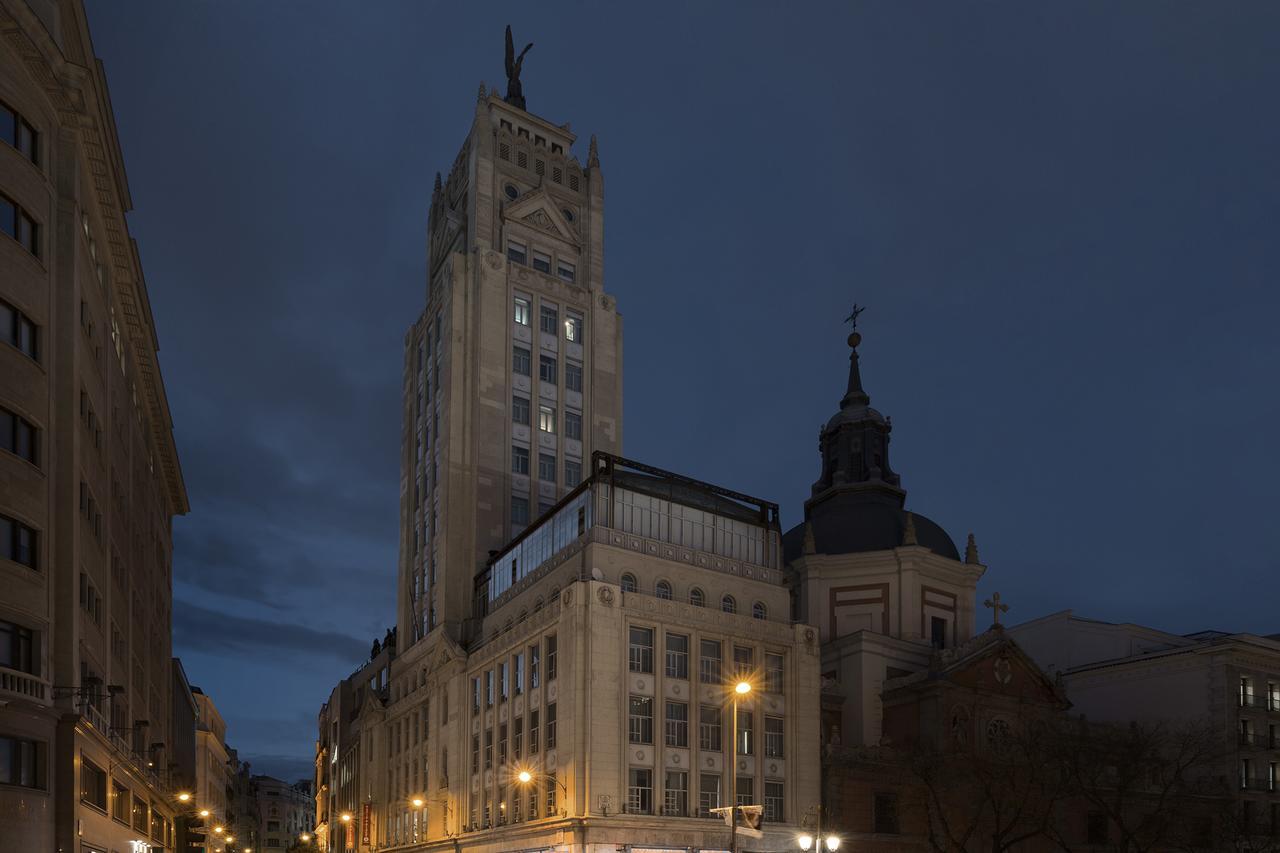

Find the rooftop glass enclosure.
[{"left": 481, "top": 453, "right": 781, "bottom": 609}]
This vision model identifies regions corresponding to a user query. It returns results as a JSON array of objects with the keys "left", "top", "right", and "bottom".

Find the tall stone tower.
[{"left": 396, "top": 82, "right": 623, "bottom": 648}]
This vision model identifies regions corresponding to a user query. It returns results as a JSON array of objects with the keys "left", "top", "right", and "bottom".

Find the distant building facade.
[
  {"left": 194, "top": 688, "right": 231, "bottom": 848},
  {"left": 0, "top": 1, "right": 188, "bottom": 852},
  {"left": 1010, "top": 610, "right": 1280, "bottom": 835},
  {"left": 254, "top": 774, "right": 315, "bottom": 851}
]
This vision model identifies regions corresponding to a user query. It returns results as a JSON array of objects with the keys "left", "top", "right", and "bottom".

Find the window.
[
  {"left": 512, "top": 497, "right": 529, "bottom": 526},
  {"left": 0, "top": 193, "right": 39, "bottom": 256},
  {"left": 545, "top": 702, "right": 557, "bottom": 748},
  {"left": 500, "top": 662, "right": 510, "bottom": 701},
  {"left": 514, "top": 652, "right": 525, "bottom": 695},
  {"left": 565, "top": 362, "right": 583, "bottom": 392},
  {"left": 698, "top": 774, "right": 721, "bottom": 818},
  {"left": 485, "top": 670, "right": 495, "bottom": 707},
  {"left": 737, "top": 711, "right": 754, "bottom": 755},
  {"left": 538, "top": 405, "right": 556, "bottom": 433},
  {"left": 513, "top": 297, "right": 530, "bottom": 325},
  {"left": 766, "top": 653, "right": 785, "bottom": 693},
  {"left": 132, "top": 794, "right": 147, "bottom": 831},
  {"left": 512, "top": 345, "right": 531, "bottom": 376},
  {"left": 1, "top": 101, "right": 39, "bottom": 164},
  {"left": 498, "top": 723, "right": 508, "bottom": 764},
  {"left": 722, "top": 595, "right": 737, "bottom": 615},
  {"left": 529, "top": 644, "right": 540, "bottom": 688},
  {"left": 870, "top": 788, "right": 901, "bottom": 829},
  {"left": 512, "top": 395, "right": 530, "bottom": 425},
  {"left": 689, "top": 588, "right": 705, "bottom": 607},
  {"left": 512, "top": 445, "right": 530, "bottom": 475},
  {"left": 564, "top": 411, "right": 582, "bottom": 441},
  {"left": 629, "top": 696, "right": 654, "bottom": 744},
  {"left": 0, "top": 619, "right": 35, "bottom": 675},
  {"left": 0, "top": 736, "right": 42, "bottom": 788},
  {"left": 564, "top": 459, "right": 582, "bottom": 488},
  {"left": 471, "top": 734, "right": 481, "bottom": 773},
  {"left": 752, "top": 601, "right": 767, "bottom": 620},
  {"left": 111, "top": 780, "right": 129, "bottom": 821},
  {"left": 734, "top": 645, "right": 755, "bottom": 677},
  {"left": 765, "top": 781, "right": 785, "bottom": 823},
  {"left": 1, "top": 299, "right": 39, "bottom": 361},
  {"left": 699, "top": 640, "right": 722, "bottom": 684},
  {"left": 0, "top": 406, "right": 38, "bottom": 465},
  {"left": 629, "top": 626, "right": 654, "bottom": 673},
  {"left": 507, "top": 240, "right": 527, "bottom": 265},
  {"left": 736, "top": 776, "right": 754, "bottom": 807},
  {"left": 699, "top": 706, "right": 722, "bottom": 751},
  {"left": 529, "top": 709, "right": 539, "bottom": 753},
  {"left": 765, "top": 716, "right": 785, "bottom": 757},
  {"left": 545, "top": 771, "right": 558, "bottom": 814},
  {"left": 557, "top": 261, "right": 575, "bottom": 283},
  {"left": 471, "top": 677, "right": 480, "bottom": 714},
  {"left": 484, "top": 730, "right": 492, "bottom": 768},
  {"left": 564, "top": 314, "right": 582, "bottom": 342},
  {"left": 540, "top": 305, "right": 558, "bottom": 334},
  {"left": 1241, "top": 677, "right": 1255, "bottom": 707},
  {"left": 664, "top": 770, "right": 688, "bottom": 817},
  {"left": 267, "top": 820, "right": 281, "bottom": 832},
  {"left": 1, "top": 513, "right": 38, "bottom": 570},
  {"left": 665, "top": 701, "right": 689, "bottom": 747},
  {"left": 628, "top": 768, "right": 653, "bottom": 814},
  {"left": 539, "top": 354, "right": 557, "bottom": 384},
  {"left": 931, "top": 616, "right": 947, "bottom": 649},
  {"left": 530, "top": 250, "right": 550, "bottom": 273},
  {"left": 665, "top": 633, "right": 688, "bottom": 679},
  {"left": 546, "top": 634, "right": 557, "bottom": 680},
  {"left": 538, "top": 453, "right": 556, "bottom": 482},
  {"left": 81, "top": 756, "right": 107, "bottom": 810}
]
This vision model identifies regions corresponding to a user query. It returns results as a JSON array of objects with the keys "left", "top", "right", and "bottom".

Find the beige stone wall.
[{"left": 1, "top": 2, "right": 186, "bottom": 851}]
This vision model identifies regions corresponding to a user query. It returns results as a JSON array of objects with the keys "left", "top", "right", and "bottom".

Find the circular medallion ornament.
[
  {"left": 994, "top": 656, "right": 1013, "bottom": 685},
  {"left": 505, "top": 184, "right": 519, "bottom": 200},
  {"left": 597, "top": 587, "right": 614, "bottom": 606},
  {"left": 562, "top": 589, "right": 573, "bottom": 606},
  {"left": 562, "top": 207, "right": 575, "bottom": 222},
  {"left": 635, "top": 750, "right": 644, "bottom": 761}
]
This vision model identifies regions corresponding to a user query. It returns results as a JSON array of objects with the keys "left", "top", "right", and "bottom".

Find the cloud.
[{"left": 174, "top": 599, "right": 368, "bottom": 662}]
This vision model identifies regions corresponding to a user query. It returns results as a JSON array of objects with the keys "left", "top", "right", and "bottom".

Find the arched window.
[
  {"left": 656, "top": 580, "right": 673, "bottom": 600},
  {"left": 621, "top": 573, "right": 637, "bottom": 593},
  {"left": 689, "top": 588, "right": 705, "bottom": 607},
  {"left": 752, "top": 601, "right": 767, "bottom": 620},
  {"left": 721, "top": 595, "right": 737, "bottom": 615},
  {"left": 985, "top": 717, "right": 1011, "bottom": 754}
]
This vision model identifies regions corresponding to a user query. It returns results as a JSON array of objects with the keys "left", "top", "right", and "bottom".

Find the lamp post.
[
  {"left": 730, "top": 679, "right": 752, "bottom": 853},
  {"left": 514, "top": 767, "right": 568, "bottom": 817},
  {"left": 797, "top": 806, "right": 840, "bottom": 852}
]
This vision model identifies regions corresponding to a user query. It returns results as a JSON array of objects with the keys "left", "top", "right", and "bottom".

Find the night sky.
[{"left": 83, "top": 2, "right": 1280, "bottom": 781}]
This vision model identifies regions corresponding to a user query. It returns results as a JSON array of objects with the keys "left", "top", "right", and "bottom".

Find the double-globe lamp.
[{"left": 798, "top": 834, "right": 840, "bottom": 851}]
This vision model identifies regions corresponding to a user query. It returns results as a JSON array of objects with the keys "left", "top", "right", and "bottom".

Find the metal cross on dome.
[
  {"left": 844, "top": 303, "right": 866, "bottom": 330},
  {"left": 984, "top": 592, "right": 1009, "bottom": 627}
]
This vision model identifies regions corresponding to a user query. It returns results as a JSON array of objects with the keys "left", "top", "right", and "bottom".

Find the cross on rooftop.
[{"left": 984, "top": 592, "right": 1009, "bottom": 627}]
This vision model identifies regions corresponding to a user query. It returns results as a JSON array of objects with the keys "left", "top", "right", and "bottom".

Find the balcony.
[
  {"left": 1239, "top": 694, "right": 1280, "bottom": 712},
  {"left": 0, "top": 665, "right": 50, "bottom": 706},
  {"left": 1240, "top": 731, "right": 1279, "bottom": 750},
  {"left": 79, "top": 700, "right": 162, "bottom": 789}
]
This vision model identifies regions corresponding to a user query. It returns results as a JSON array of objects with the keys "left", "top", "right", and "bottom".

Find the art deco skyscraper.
[{"left": 396, "top": 84, "right": 623, "bottom": 647}]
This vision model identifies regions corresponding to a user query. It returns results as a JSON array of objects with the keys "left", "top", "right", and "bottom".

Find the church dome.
[
  {"left": 783, "top": 497, "right": 959, "bottom": 563},
  {"left": 787, "top": 319, "right": 960, "bottom": 564}
]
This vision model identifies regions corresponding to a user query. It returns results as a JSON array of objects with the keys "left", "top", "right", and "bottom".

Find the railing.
[
  {"left": 1239, "top": 731, "right": 1278, "bottom": 749},
  {"left": 0, "top": 665, "right": 50, "bottom": 705},
  {"left": 1239, "top": 694, "right": 1280, "bottom": 711},
  {"left": 79, "top": 699, "right": 163, "bottom": 789}
]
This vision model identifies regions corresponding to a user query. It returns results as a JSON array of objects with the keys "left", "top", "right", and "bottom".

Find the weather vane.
[{"left": 845, "top": 303, "right": 866, "bottom": 330}]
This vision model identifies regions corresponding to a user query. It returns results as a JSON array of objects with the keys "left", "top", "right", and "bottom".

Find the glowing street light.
[
  {"left": 199, "top": 809, "right": 211, "bottom": 818},
  {"left": 177, "top": 791, "right": 192, "bottom": 803},
  {"left": 340, "top": 813, "right": 352, "bottom": 823},
  {"left": 214, "top": 826, "right": 224, "bottom": 834},
  {"left": 735, "top": 680, "right": 752, "bottom": 695},
  {"left": 411, "top": 796, "right": 425, "bottom": 808},
  {"left": 299, "top": 833, "right": 311, "bottom": 843},
  {"left": 517, "top": 769, "right": 533, "bottom": 784}
]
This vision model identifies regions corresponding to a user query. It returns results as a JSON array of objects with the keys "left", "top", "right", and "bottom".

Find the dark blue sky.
[{"left": 85, "top": 2, "right": 1280, "bottom": 780}]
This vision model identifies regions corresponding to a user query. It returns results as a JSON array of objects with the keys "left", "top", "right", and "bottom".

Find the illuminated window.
[
  {"left": 564, "top": 314, "right": 582, "bottom": 342},
  {"left": 538, "top": 405, "right": 556, "bottom": 434},
  {"left": 513, "top": 297, "right": 530, "bottom": 325}
]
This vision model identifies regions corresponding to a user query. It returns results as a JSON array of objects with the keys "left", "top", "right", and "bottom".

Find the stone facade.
[
  {"left": 0, "top": 1, "right": 188, "bottom": 851},
  {"left": 254, "top": 774, "right": 316, "bottom": 851},
  {"left": 1010, "top": 610, "right": 1280, "bottom": 835}
]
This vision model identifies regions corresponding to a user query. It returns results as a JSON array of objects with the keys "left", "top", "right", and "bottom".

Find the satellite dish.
[{"left": 591, "top": 567, "right": 604, "bottom": 581}]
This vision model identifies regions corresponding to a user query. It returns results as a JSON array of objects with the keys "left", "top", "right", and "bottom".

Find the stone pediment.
[{"left": 503, "top": 188, "right": 579, "bottom": 246}]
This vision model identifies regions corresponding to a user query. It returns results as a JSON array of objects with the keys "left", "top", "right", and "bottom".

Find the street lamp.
[
  {"left": 340, "top": 813, "right": 352, "bottom": 823},
  {"left": 411, "top": 796, "right": 425, "bottom": 809},
  {"left": 797, "top": 806, "right": 841, "bottom": 851},
  {"left": 199, "top": 809, "right": 211, "bottom": 819},
  {"left": 729, "top": 679, "right": 753, "bottom": 853},
  {"left": 299, "top": 833, "right": 311, "bottom": 843},
  {"left": 177, "top": 791, "right": 192, "bottom": 803},
  {"left": 513, "top": 765, "right": 568, "bottom": 816}
]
